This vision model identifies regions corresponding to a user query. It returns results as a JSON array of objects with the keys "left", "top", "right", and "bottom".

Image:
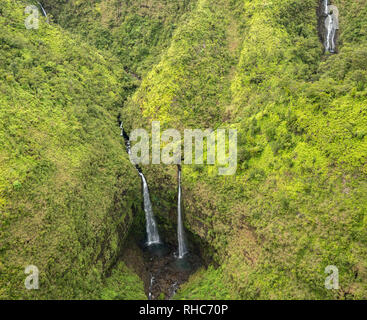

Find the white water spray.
[{"left": 177, "top": 167, "right": 188, "bottom": 259}]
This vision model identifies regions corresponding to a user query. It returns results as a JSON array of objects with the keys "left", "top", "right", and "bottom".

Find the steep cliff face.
[
  {"left": 0, "top": 0, "right": 144, "bottom": 299},
  {"left": 2, "top": 0, "right": 367, "bottom": 300},
  {"left": 124, "top": 0, "right": 367, "bottom": 299}
]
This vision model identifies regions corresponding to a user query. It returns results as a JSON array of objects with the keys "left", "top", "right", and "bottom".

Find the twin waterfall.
[{"left": 120, "top": 122, "right": 187, "bottom": 258}]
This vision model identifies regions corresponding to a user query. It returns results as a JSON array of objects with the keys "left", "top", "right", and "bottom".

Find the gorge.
[
  {"left": 120, "top": 120, "right": 201, "bottom": 299},
  {"left": 1, "top": 0, "right": 367, "bottom": 300}
]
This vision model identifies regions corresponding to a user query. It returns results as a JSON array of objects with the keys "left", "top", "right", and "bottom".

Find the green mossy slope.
[
  {"left": 0, "top": 0, "right": 144, "bottom": 299},
  {"left": 2, "top": 0, "right": 367, "bottom": 300},
  {"left": 41, "top": 0, "right": 197, "bottom": 77},
  {"left": 124, "top": 0, "right": 367, "bottom": 299}
]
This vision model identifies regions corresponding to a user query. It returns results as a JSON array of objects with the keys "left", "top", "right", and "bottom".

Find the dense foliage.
[
  {"left": 0, "top": 0, "right": 144, "bottom": 299},
  {"left": 124, "top": 0, "right": 367, "bottom": 299},
  {"left": 41, "top": 0, "right": 197, "bottom": 77},
  {"left": 1, "top": 0, "right": 367, "bottom": 300}
]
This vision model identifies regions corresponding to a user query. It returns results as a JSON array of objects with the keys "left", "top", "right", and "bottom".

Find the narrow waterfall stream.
[
  {"left": 139, "top": 172, "right": 161, "bottom": 245},
  {"left": 148, "top": 274, "right": 155, "bottom": 300},
  {"left": 177, "top": 166, "right": 188, "bottom": 259},
  {"left": 37, "top": 1, "right": 49, "bottom": 23},
  {"left": 323, "top": 0, "right": 328, "bottom": 14}
]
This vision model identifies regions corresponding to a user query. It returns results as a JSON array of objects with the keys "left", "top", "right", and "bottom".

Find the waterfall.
[
  {"left": 324, "top": 0, "right": 328, "bottom": 15},
  {"left": 177, "top": 166, "right": 188, "bottom": 259},
  {"left": 120, "top": 121, "right": 160, "bottom": 246},
  {"left": 326, "top": 14, "right": 335, "bottom": 52},
  {"left": 37, "top": 1, "right": 49, "bottom": 23},
  {"left": 139, "top": 171, "right": 161, "bottom": 245},
  {"left": 323, "top": 0, "right": 338, "bottom": 53}
]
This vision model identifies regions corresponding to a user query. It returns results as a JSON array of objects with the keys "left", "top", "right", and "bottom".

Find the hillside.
[
  {"left": 1, "top": 0, "right": 367, "bottom": 300},
  {"left": 124, "top": 0, "right": 367, "bottom": 299},
  {"left": 0, "top": 0, "right": 144, "bottom": 299},
  {"left": 41, "top": 0, "right": 197, "bottom": 77}
]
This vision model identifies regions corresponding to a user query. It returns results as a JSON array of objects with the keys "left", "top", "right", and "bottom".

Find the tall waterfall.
[
  {"left": 139, "top": 172, "right": 161, "bottom": 245},
  {"left": 177, "top": 166, "right": 188, "bottom": 259},
  {"left": 120, "top": 121, "right": 160, "bottom": 246}
]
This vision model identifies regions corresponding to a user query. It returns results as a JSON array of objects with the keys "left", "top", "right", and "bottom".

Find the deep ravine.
[{"left": 119, "top": 121, "right": 202, "bottom": 299}]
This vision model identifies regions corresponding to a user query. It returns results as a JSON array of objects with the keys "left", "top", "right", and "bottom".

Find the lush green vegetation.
[
  {"left": 124, "top": 0, "right": 367, "bottom": 299},
  {"left": 1, "top": 0, "right": 367, "bottom": 300},
  {"left": 100, "top": 262, "right": 146, "bottom": 300},
  {"left": 42, "top": 0, "right": 197, "bottom": 77},
  {"left": 0, "top": 0, "right": 144, "bottom": 299}
]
